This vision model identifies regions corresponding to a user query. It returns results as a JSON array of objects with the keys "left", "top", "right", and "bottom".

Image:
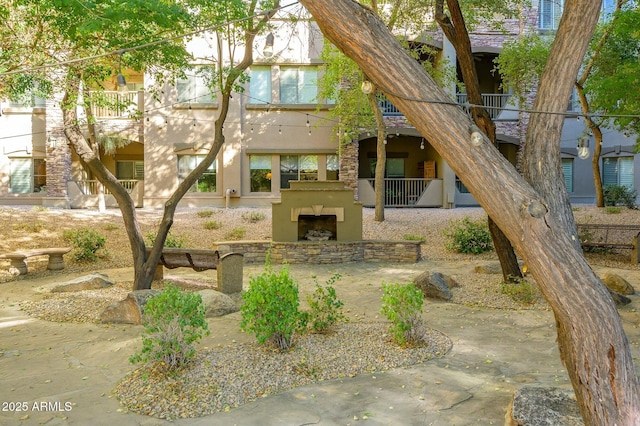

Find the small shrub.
[
  {"left": 104, "top": 224, "right": 119, "bottom": 231},
  {"left": 32, "top": 206, "right": 48, "bottom": 212},
  {"left": 301, "top": 273, "right": 347, "bottom": 334},
  {"left": 197, "top": 210, "right": 215, "bottom": 218},
  {"left": 240, "top": 263, "right": 302, "bottom": 350},
  {"left": 443, "top": 217, "right": 493, "bottom": 254},
  {"left": 402, "top": 234, "right": 426, "bottom": 243},
  {"left": 500, "top": 277, "right": 539, "bottom": 305},
  {"left": 129, "top": 284, "right": 209, "bottom": 371},
  {"left": 226, "top": 227, "right": 246, "bottom": 240},
  {"left": 203, "top": 220, "right": 221, "bottom": 230},
  {"left": 603, "top": 184, "right": 637, "bottom": 209},
  {"left": 604, "top": 206, "right": 622, "bottom": 214},
  {"left": 63, "top": 228, "right": 106, "bottom": 261},
  {"left": 380, "top": 282, "right": 424, "bottom": 347},
  {"left": 146, "top": 231, "right": 185, "bottom": 248},
  {"left": 13, "top": 222, "right": 44, "bottom": 233},
  {"left": 241, "top": 211, "right": 266, "bottom": 223}
]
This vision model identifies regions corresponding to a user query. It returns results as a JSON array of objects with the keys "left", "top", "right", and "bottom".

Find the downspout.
[{"left": 225, "top": 188, "right": 236, "bottom": 208}]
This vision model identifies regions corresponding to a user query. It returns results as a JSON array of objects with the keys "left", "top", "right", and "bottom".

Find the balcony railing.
[
  {"left": 366, "top": 178, "right": 432, "bottom": 207},
  {"left": 75, "top": 179, "right": 139, "bottom": 195},
  {"left": 90, "top": 91, "right": 140, "bottom": 119},
  {"left": 379, "top": 93, "right": 512, "bottom": 119}
]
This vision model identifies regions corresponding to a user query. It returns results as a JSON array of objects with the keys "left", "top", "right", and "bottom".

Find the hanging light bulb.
[
  {"left": 278, "top": 125, "right": 282, "bottom": 135},
  {"left": 420, "top": 138, "right": 425, "bottom": 150},
  {"left": 263, "top": 33, "right": 274, "bottom": 58},
  {"left": 306, "top": 114, "right": 310, "bottom": 128},
  {"left": 577, "top": 136, "right": 590, "bottom": 159},
  {"left": 250, "top": 124, "right": 254, "bottom": 133},
  {"left": 116, "top": 51, "right": 128, "bottom": 94}
]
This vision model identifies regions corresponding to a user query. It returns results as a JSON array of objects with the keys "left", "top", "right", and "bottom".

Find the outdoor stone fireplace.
[{"left": 272, "top": 181, "right": 362, "bottom": 242}]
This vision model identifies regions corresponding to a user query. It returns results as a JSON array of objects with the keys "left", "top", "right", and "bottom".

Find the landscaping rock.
[
  {"left": 414, "top": 270, "right": 458, "bottom": 301},
  {"left": 197, "top": 289, "right": 239, "bottom": 317},
  {"left": 99, "top": 290, "right": 160, "bottom": 324},
  {"left": 609, "top": 290, "right": 632, "bottom": 306},
  {"left": 474, "top": 262, "right": 502, "bottom": 274},
  {"left": 600, "top": 272, "right": 635, "bottom": 295},
  {"left": 51, "top": 272, "right": 114, "bottom": 293},
  {"left": 506, "top": 387, "right": 583, "bottom": 426}
]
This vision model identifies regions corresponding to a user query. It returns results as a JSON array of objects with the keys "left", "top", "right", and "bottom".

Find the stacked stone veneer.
[
  {"left": 339, "top": 139, "right": 359, "bottom": 200},
  {"left": 212, "top": 240, "right": 421, "bottom": 264},
  {"left": 45, "top": 95, "right": 72, "bottom": 202}
]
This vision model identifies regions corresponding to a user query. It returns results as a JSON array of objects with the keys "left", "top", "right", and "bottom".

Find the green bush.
[
  {"left": 241, "top": 211, "right": 266, "bottom": 223},
  {"left": 203, "top": 220, "right": 221, "bottom": 230},
  {"left": 63, "top": 228, "right": 106, "bottom": 261},
  {"left": 301, "top": 273, "right": 347, "bottom": 334},
  {"left": 380, "top": 282, "right": 424, "bottom": 347},
  {"left": 604, "top": 206, "right": 622, "bottom": 214},
  {"left": 129, "top": 284, "right": 209, "bottom": 371},
  {"left": 402, "top": 234, "right": 426, "bottom": 243},
  {"left": 240, "top": 263, "right": 302, "bottom": 350},
  {"left": 146, "top": 231, "right": 185, "bottom": 248},
  {"left": 197, "top": 210, "right": 215, "bottom": 218},
  {"left": 443, "top": 217, "right": 493, "bottom": 254},
  {"left": 500, "top": 277, "right": 538, "bottom": 305},
  {"left": 225, "top": 227, "right": 246, "bottom": 240},
  {"left": 603, "top": 184, "right": 637, "bottom": 209}
]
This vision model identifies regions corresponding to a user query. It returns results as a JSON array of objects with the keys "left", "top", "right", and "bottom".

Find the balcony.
[
  {"left": 378, "top": 93, "right": 512, "bottom": 119},
  {"left": 358, "top": 178, "right": 443, "bottom": 207},
  {"left": 68, "top": 179, "right": 144, "bottom": 208},
  {"left": 90, "top": 91, "right": 142, "bottom": 119}
]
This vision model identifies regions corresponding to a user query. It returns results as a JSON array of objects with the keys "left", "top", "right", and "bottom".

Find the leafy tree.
[
  {"left": 0, "top": 0, "right": 280, "bottom": 291},
  {"left": 301, "top": 0, "right": 640, "bottom": 423}
]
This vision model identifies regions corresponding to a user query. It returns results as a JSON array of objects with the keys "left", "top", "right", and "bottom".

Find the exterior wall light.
[
  {"left": 263, "top": 33, "right": 274, "bottom": 58},
  {"left": 577, "top": 136, "right": 590, "bottom": 159},
  {"left": 116, "top": 51, "right": 128, "bottom": 94},
  {"left": 470, "top": 124, "right": 484, "bottom": 146},
  {"left": 361, "top": 81, "right": 374, "bottom": 94}
]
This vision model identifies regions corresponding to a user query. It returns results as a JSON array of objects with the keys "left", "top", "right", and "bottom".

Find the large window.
[
  {"left": 177, "top": 68, "right": 215, "bottom": 104},
  {"left": 327, "top": 155, "right": 339, "bottom": 180},
  {"left": 10, "top": 158, "right": 46, "bottom": 193},
  {"left": 369, "top": 158, "right": 405, "bottom": 178},
  {"left": 177, "top": 155, "right": 216, "bottom": 192},
  {"left": 562, "top": 158, "right": 573, "bottom": 192},
  {"left": 280, "top": 155, "right": 318, "bottom": 188},
  {"left": 603, "top": 157, "right": 634, "bottom": 189},
  {"left": 116, "top": 161, "right": 144, "bottom": 180},
  {"left": 280, "top": 67, "right": 318, "bottom": 104},
  {"left": 538, "top": 0, "right": 563, "bottom": 30},
  {"left": 250, "top": 155, "right": 272, "bottom": 192},
  {"left": 250, "top": 67, "right": 272, "bottom": 104}
]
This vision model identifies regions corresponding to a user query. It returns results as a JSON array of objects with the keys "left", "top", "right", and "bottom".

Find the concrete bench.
[
  {"left": 0, "top": 247, "right": 72, "bottom": 275},
  {"left": 145, "top": 247, "right": 244, "bottom": 294},
  {"left": 577, "top": 224, "right": 640, "bottom": 263}
]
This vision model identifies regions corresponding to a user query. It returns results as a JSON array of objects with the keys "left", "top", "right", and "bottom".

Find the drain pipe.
[{"left": 225, "top": 188, "right": 236, "bottom": 209}]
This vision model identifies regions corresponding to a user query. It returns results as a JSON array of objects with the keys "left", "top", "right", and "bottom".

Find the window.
[
  {"left": 10, "top": 158, "right": 46, "bottom": 193},
  {"left": 177, "top": 68, "right": 214, "bottom": 104},
  {"left": 603, "top": 157, "right": 634, "bottom": 189},
  {"left": 280, "top": 67, "right": 318, "bottom": 104},
  {"left": 250, "top": 155, "right": 272, "bottom": 192},
  {"left": 280, "top": 155, "right": 318, "bottom": 188},
  {"left": 327, "top": 155, "right": 339, "bottom": 180},
  {"left": 369, "top": 158, "right": 405, "bottom": 178},
  {"left": 539, "top": 0, "right": 563, "bottom": 30},
  {"left": 177, "top": 155, "right": 216, "bottom": 192},
  {"left": 250, "top": 67, "right": 271, "bottom": 104},
  {"left": 116, "top": 161, "right": 144, "bottom": 180},
  {"left": 562, "top": 158, "right": 573, "bottom": 192}
]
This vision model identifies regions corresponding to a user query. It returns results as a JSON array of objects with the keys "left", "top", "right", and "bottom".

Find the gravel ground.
[{"left": 4, "top": 204, "right": 640, "bottom": 419}]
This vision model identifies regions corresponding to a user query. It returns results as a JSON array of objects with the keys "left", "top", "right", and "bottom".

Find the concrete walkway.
[{"left": 1, "top": 262, "right": 639, "bottom": 425}]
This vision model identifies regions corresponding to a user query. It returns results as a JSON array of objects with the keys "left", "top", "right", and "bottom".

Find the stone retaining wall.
[{"left": 212, "top": 240, "right": 421, "bottom": 264}]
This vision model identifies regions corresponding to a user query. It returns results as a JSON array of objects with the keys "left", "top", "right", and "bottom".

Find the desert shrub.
[
  {"left": 604, "top": 206, "right": 622, "bottom": 214},
  {"left": 32, "top": 206, "right": 48, "bottom": 212},
  {"left": 146, "top": 231, "right": 185, "bottom": 248},
  {"left": 63, "top": 228, "right": 106, "bottom": 261},
  {"left": 197, "top": 210, "right": 215, "bottom": 218},
  {"left": 203, "top": 220, "right": 221, "bottom": 230},
  {"left": 402, "top": 234, "right": 426, "bottom": 243},
  {"left": 240, "top": 263, "right": 302, "bottom": 350},
  {"left": 104, "top": 224, "right": 119, "bottom": 231},
  {"left": 500, "top": 277, "right": 538, "bottom": 305},
  {"left": 13, "top": 222, "right": 44, "bottom": 233},
  {"left": 301, "top": 273, "right": 347, "bottom": 334},
  {"left": 443, "top": 217, "right": 493, "bottom": 254},
  {"left": 130, "top": 284, "right": 209, "bottom": 371},
  {"left": 603, "top": 184, "right": 637, "bottom": 209},
  {"left": 380, "top": 282, "right": 424, "bottom": 347},
  {"left": 226, "top": 227, "right": 246, "bottom": 240},
  {"left": 241, "top": 211, "right": 266, "bottom": 223}
]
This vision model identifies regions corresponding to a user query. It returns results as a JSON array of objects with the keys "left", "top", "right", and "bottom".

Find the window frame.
[
  {"left": 177, "top": 155, "right": 217, "bottom": 193},
  {"left": 279, "top": 66, "right": 318, "bottom": 104},
  {"left": 176, "top": 67, "right": 215, "bottom": 105},
  {"left": 10, "top": 158, "right": 46, "bottom": 194},
  {"left": 249, "top": 155, "right": 273, "bottom": 193}
]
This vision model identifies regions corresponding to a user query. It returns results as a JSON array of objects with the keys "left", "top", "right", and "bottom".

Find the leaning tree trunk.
[
  {"left": 576, "top": 83, "right": 605, "bottom": 207},
  {"left": 299, "top": 1, "right": 640, "bottom": 424},
  {"left": 436, "top": 0, "right": 522, "bottom": 282},
  {"left": 368, "top": 89, "right": 387, "bottom": 222}
]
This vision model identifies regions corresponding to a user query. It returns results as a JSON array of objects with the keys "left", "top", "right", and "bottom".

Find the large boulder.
[
  {"left": 474, "top": 262, "right": 502, "bottom": 275},
  {"left": 197, "top": 289, "right": 239, "bottom": 317},
  {"left": 100, "top": 290, "right": 160, "bottom": 324},
  {"left": 414, "top": 270, "right": 458, "bottom": 301},
  {"left": 51, "top": 272, "right": 113, "bottom": 293},
  {"left": 506, "top": 387, "right": 583, "bottom": 426},
  {"left": 600, "top": 272, "right": 635, "bottom": 295}
]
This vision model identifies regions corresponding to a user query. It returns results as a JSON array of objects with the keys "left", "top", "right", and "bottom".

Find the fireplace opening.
[{"left": 298, "top": 215, "right": 337, "bottom": 241}]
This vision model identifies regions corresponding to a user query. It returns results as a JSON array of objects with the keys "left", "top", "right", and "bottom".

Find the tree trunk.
[
  {"left": 576, "top": 83, "right": 605, "bottom": 207},
  {"left": 368, "top": 89, "right": 386, "bottom": 222},
  {"left": 436, "top": 0, "right": 522, "bottom": 282},
  {"left": 298, "top": 1, "right": 640, "bottom": 423}
]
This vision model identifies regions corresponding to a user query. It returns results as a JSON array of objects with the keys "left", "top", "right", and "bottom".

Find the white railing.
[
  {"left": 456, "top": 93, "right": 512, "bottom": 119},
  {"left": 90, "top": 91, "right": 139, "bottom": 119},
  {"left": 366, "top": 178, "right": 432, "bottom": 207},
  {"left": 75, "top": 180, "right": 139, "bottom": 195}
]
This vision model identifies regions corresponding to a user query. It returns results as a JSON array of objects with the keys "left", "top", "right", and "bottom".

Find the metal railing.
[
  {"left": 75, "top": 179, "right": 139, "bottom": 195},
  {"left": 90, "top": 91, "right": 139, "bottom": 119},
  {"left": 456, "top": 93, "right": 512, "bottom": 119},
  {"left": 366, "top": 178, "right": 431, "bottom": 207}
]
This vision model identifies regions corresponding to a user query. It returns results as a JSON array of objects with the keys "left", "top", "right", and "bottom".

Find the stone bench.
[
  {"left": 0, "top": 247, "right": 72, "bottom": 275},
  {"left": 577, "top": 223, "right": 640, "bottom": 263},
  {"left": 145, "top": 247, "right": 244, "bottom": 294}
]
